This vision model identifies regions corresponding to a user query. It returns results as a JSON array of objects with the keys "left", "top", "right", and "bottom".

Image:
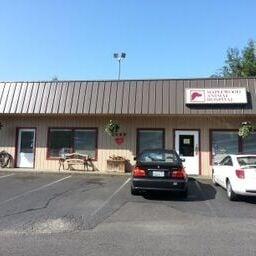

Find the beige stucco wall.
[{"left": 0, "top": 115, "right": 255, "bottom": 176}]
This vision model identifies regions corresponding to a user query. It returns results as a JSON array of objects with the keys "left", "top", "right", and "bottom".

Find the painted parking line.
[
  {"left": 0, "top": 175, "right": 72, "bottom": 206},
  {"left": 90, "top": 177, "right": 131, "bottom": 217},
  {"left": 0, "top": 173, "right": 15, "bottom": 179}
]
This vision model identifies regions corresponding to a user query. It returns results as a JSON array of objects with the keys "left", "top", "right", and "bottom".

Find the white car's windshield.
[{"left": 237, "top": 156, "right": 256, "bottom": 167}]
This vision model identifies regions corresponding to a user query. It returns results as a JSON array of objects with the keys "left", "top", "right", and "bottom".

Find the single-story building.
[{"left": 0, "top": 77, "right": 256, "bottom": 176}]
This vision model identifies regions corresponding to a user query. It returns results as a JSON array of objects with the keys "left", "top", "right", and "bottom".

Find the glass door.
[{"left": 16, "top": 128, "right": 36, "bottom": 168}]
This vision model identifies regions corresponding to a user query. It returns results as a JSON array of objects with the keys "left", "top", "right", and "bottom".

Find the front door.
[
  {"left": 17, "top": 128, "right": 36, "bottom": 168},
  {"left": 175, "top": 130, "right": 200, "bottom": 175}
]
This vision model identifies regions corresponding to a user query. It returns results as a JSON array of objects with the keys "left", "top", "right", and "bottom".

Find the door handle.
[{"left": 195, "top": 144, "right": 199, "bottom": 155}]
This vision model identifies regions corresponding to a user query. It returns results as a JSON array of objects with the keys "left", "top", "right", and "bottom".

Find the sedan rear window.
[
  {"left": 237, "top": 156, "right": 256, "bottom": 167},
  {"left": 138, "top": 151, "right": 179, "bottom": 164}
]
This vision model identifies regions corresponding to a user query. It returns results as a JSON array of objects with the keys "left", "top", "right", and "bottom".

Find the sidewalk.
[{"left": 0, "top": 168, "right": 211, "bottom": 179}]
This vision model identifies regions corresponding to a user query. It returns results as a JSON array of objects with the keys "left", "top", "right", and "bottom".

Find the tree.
[{"left": 216, "top": 39, "right": 256, "bottom": 78}]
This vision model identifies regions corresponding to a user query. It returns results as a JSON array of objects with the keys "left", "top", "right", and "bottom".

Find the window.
[
  {"left": 48, "top": 128, "right": 97, "bottom": 159},
  {"left": 211, "top": 131, "right": 239, "bottom": 164},
  {"left": 242, "top": 133, "right": 256, "bottom": 154},
  {"left": 219, "top": 156, "right": 233, "bottom": 166},
  {"left": 137, "top": 129, "right": 165, "bottom": 154},
  {"left": 211, "top": 130, "right": 256, "bottom": 165}
]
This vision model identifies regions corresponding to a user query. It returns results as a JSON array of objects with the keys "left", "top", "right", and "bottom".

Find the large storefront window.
[
  {"left": 211, "top": 131, "right": 239, "bottom": 164},
  {"left": 242, "top": 133, "right": 256, "bottom": 154},
  {"left": 211, "top": 130, "right": 256, "bottom": 164},
  {"left": 137, "top": 129, "right": 165, "bottom": 154},
  {"left": 48, "top": 128, "right": 97, "bottom": 159}
]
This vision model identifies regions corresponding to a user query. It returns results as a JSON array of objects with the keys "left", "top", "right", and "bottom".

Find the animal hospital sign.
[{"left": 185, "top": 88, "right": 247, "bottom": 104}]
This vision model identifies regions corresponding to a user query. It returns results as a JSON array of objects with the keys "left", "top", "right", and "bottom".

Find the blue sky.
[{"left": 0, "top": 0, "right": 255, "bottom": 81}]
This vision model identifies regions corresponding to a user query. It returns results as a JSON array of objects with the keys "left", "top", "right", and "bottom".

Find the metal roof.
[{"left": 0, "top": 78, "right": 255, "bottom": 115}]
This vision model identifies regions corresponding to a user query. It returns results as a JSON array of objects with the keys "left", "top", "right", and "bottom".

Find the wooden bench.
[{"left": 59, "top": 153, "right": 95, "bottom": 172}]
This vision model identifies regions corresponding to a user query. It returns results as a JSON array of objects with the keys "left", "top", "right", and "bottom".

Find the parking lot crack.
[{"left": 0, "top": 190, "right": 70, "bottom": 218}]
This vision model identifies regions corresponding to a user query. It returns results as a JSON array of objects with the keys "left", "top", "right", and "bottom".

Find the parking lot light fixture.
[{"left": 113, "top": 52, "right": 126, "bottom": 80}]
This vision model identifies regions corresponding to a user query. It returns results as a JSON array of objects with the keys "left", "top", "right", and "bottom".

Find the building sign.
[{"left": 185, "top": 88, "right": 247, "bottom": 104}]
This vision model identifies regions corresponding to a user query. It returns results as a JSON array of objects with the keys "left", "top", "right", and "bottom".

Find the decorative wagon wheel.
[{"left": 0, "top": 151, "right": 12, "bottom": 168}]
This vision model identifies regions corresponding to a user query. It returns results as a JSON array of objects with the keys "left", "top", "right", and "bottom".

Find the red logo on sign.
[{"left": 191, "top": 92, "right": 202, "bottom": 101}]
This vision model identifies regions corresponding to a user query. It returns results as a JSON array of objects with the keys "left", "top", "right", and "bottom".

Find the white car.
[{"left": 212, "top": 154, "right": 256, "bottom": 201}]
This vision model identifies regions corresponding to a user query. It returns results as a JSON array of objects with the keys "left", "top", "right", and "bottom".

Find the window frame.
[
  {"left": 47, "top": 127, "right": 98, "bottom": 160},
  {"left": 136, "top": 128, "right": 165, "bottom": 155}
]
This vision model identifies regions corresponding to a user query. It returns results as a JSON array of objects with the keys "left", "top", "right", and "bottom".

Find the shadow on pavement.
[{"left": 141, "top": 178, "right": 216, "bottom": 202}]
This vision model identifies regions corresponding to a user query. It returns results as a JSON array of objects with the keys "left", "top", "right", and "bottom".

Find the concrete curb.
[
  {"left": 0, "top": 168, "right": 131, "bottom": 177},
  {"left": 0, "top": 168, "right": 210, "bottom": 179}
]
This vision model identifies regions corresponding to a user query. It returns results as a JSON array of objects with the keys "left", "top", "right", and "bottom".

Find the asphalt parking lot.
[{"left": 0, "top": 171, "right": 256, "bottom": 256}]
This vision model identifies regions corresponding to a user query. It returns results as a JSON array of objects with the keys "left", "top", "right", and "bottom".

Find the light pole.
[{"left": 113, "top": 52, "right": 126, "bottom": 80}]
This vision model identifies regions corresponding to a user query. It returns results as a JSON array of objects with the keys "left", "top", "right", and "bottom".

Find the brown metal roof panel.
[
  {"left": 155, "top": 80, "right": 163, "bottom": 114},
  {"left": 135, "top": 81, "right": 143, "bottom": 114},
  {"left": 183, "top": 80, "right": 191, "bottom": 115},
  {"left": 102, "top": 81, "right": 111, "bottom": 114},
  {"left": 121, "top": 81, "right": 130, "bottom": 114},
  {"left": 76, "top": 82, "right": 87, "bottom": 114},
  {"left": 39, "top": 82, "right": 51, "bottom": 114},
  {"left": 89, "top": 81, "right": 99, "bottom": 114},
  {"left": 176, "top": 80, "right": 184, "bottom": 114},
  {"left": 70, "top": 82, "right": 81, "bottom": 114},
  {"left": 95, "top": 82, "right": 105, "bottom": 114},
  {"left": 58, "top": 82, "right": 68, "bottom": 113},
  {"left": 148, "top": 81, "right": 156, "bottom": 114},
  {"left": 0, "top": 83, "right": 10, "bottom": 113},
  {"left": 245, "top": 78, "right": 256, "bottom": 115},
  {"left": 45, "top": 82, "right": 58, "bottom": 114},
  {"left": 21, "top": 83, "right": 34, "bottom": 114},
  {"left": 51, "top": 83, "right": 63, "bottom": 114},
  {"left": 4, "top": 83, "right": 16, "bottom": 113},
  {"left": 115, "top": 82, "right": 124, "bottom": 114},
  {"left": 162, "top": 80, "right": 170, "bottom": 114},
  {"left": 9, "top": 83, "right": 22, "bottom": 113},
  {"left": 169, "top": 80, "right": 177, "bottom": 114},
  {"left": 128, "top": 81, "right": 136, "bottom": 114},
  {"left": 83, "top": 82, "right": 93, "bottom": 113},
  {"left": 108, "top": 82, "right": 117, "bottom": 114},
  {"left": 243, "top": 78, "right": 253, "bottom": 115},
  {"left": 0, "top": 83, "right": 5, "bottom": 105},
  {"left": 27, "top": 82, "right": 40, "bottom": 113},
  {"left": 141, "top": 80, "right": 150, "bottom": 114},
  {"left": 34, "top": 82, "right": 46, "bottom": 113},
  {"left": 64, "top": 82, "right": 75, "bottom": 114}
]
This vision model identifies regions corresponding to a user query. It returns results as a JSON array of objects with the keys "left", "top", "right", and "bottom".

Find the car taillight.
[
  {"left": 171, "top": 167, "right": 187, "bottom": 179},
  {"left": 133, "top": 167, "right": 146, "bottom": 177},
  {"left": 236, "top": 169, "right": 245, "bottom": 179}
]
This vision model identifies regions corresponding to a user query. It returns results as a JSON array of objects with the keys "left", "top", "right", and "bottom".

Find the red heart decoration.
[{"left": 115, "top": 137, "right": 124, "bottom": 145}]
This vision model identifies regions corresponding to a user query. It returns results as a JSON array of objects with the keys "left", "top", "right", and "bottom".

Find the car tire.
[
  {"left": 131, "top": 187, "right": 140, "bottom": 196},
  {"left": 226, "top": 180, "right": 237, "bottom": 201},
  {"left": 212, "top": 171, "right": 218, "bottom": 186}
]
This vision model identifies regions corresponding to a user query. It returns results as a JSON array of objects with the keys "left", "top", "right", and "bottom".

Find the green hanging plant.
[
  {"left": 105, "top": 120, "right": 120, "bottom": 136},
  {"left": 238, "top": 122, "right": 256, "bottom": 138}
]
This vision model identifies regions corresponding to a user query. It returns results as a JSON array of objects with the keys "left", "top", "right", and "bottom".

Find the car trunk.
[
  {"left": 137, "top": 163, "right": 182, "bottom": 179},
  {"left": 243, "top": 166, "right": 256, "bottom": 191}
]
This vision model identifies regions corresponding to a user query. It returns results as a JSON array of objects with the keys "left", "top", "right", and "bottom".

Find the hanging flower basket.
[
  {"left": 105, "top": 120, "right": 120, "bottom": 136},
  {"left": 238, "top": 122, "right": 256, "bottom": 138}
]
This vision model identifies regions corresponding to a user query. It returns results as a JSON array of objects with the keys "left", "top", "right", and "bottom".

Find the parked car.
[
  {"left": 212, "top": 154, "right": 256, "bottom": 200},
  {"left": 131, "top": 149, "right": 188, "bottom": 197}
]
